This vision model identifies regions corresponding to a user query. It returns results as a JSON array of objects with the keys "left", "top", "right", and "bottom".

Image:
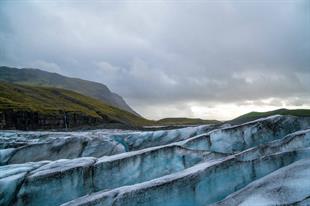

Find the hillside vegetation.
[
  {"left": 229, "top": 108, "right": 310, "bottom": 125},
  {"left": 0, "top": 66, "right": 139, "bottom": 116},
  {"left": 157, "top": 117, "right": 221, "bottom": 126},
  {"left": 0, "top": 82, "right": 152, "bottom": 129}
]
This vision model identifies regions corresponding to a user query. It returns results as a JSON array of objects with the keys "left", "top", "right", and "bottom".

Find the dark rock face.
[{"left": 0, "top": 109, "right": 112, "bottom": 130}]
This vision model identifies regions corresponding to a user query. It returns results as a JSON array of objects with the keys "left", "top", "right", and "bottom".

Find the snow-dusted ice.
[
  {"left": 0, "top": 125, "right": 212, "bottom": 165},
  {"left": 212, "top": 158, "right": 310, "bottom": 206},
  {"left": 1, "top": 115, "right": 310, "bottom": 206}
]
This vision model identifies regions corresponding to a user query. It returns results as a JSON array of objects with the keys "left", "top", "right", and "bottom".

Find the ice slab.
[{"left": 213, "top": 158, "right": 310, "bottom": 206}]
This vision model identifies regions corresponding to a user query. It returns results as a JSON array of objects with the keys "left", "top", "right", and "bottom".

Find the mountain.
[
  {"left": 229, "top": 108, "right": 310, "bottom": 125},
  {"left": 157, "top": 117, "right": 221, "bottom": 126},
  {"left": 0, "top": 82, "right": 152, "bottom": 130},
  {"left": 0, "top": 66, "right": 140, "bottom": 116}
]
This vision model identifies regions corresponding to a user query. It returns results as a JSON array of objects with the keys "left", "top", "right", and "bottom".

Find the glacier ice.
[
  {"left": 16, "top": 158, "right": 96, "bottom": 206},
  {"left": 0, "top": 161, "right": 48, "bottom": 205},
  {"left": 183, "top": 115, "right": 310, "bottom": 153},
  {"left": 0, "top": 125, "right": 211, "bottom": 165},
  {"left": 212, "top": 158, "right": 310, "bottom": 206},
  {"left": 0, "top": 115, "right": 310, "bottom": 206},
  {"left": 61, "top": 148, "right": 310, "bottom": 206}
]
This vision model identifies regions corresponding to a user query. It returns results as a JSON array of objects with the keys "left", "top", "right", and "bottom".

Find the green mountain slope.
[
  {"left": 229, "top": 108, "right": 310, "bottom": 125},
  {"left": 0, "top": 82, "right": 152, "bottom": 130},
  {"left": 157, "top": 117, "right": 221, "bottom": 126},
  {"left": 0, "top": 66, "right": 139, "bottom": 116}
]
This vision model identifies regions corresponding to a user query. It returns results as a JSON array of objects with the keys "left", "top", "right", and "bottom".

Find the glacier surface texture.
[{"left": 1, "top": 115, "right": 310, "bottom": 205}]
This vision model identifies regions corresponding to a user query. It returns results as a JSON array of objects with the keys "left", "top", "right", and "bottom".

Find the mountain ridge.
[
  {"left": 157, "top": 117, "right": 221, "bottom": 126},
  {"left": 0, "top": 66, "right": 140, "bottom": 116},
  {"left": 229, "top": 108, "right": 310, "bottom": 125}
]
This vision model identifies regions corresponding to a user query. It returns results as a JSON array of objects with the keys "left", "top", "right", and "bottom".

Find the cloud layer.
[{"left": 1, "top": 0, "right": 309, "bottom": 120}]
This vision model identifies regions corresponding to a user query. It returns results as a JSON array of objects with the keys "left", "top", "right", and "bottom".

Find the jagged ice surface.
[{"left": 1, "top": 115, "right": 310, "bottom": 206}]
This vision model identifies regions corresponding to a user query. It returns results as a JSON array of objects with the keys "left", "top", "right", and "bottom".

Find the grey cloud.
[{"left": 0, "top": 0, "right": 309, "bottom": 119}]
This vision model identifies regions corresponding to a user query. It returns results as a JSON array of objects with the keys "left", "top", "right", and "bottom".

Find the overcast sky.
[{"left": 0, "top": 0, "right": 309, "bottom": 120}]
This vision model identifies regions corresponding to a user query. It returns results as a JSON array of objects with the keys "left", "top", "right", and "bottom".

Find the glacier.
[
  {"left": 212, "top": 158, "right": 310, "bottom": 206},
  {"left": 0, "top": 125, "right": 211, "bottom": 165},
  {"left": 0, "top": 115, "right": 310, "bottom": 206}
]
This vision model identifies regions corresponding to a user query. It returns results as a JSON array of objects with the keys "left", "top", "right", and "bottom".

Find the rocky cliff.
[{"left": 0, "top": 109, "right": 112, "bottom": 130}]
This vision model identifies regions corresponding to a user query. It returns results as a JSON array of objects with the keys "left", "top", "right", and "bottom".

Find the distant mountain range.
[
  {"left": 156, "top": 109, "right": 310, "bottom": 126},
  {"left": 157, "top": 117, "right": 220, "bottom": 126},
  {"left": 0, "top": 66, "right": 139, "bottom": 116},
  {"left": 228, "top": 108, "right": 310, "bottom": 125}
]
